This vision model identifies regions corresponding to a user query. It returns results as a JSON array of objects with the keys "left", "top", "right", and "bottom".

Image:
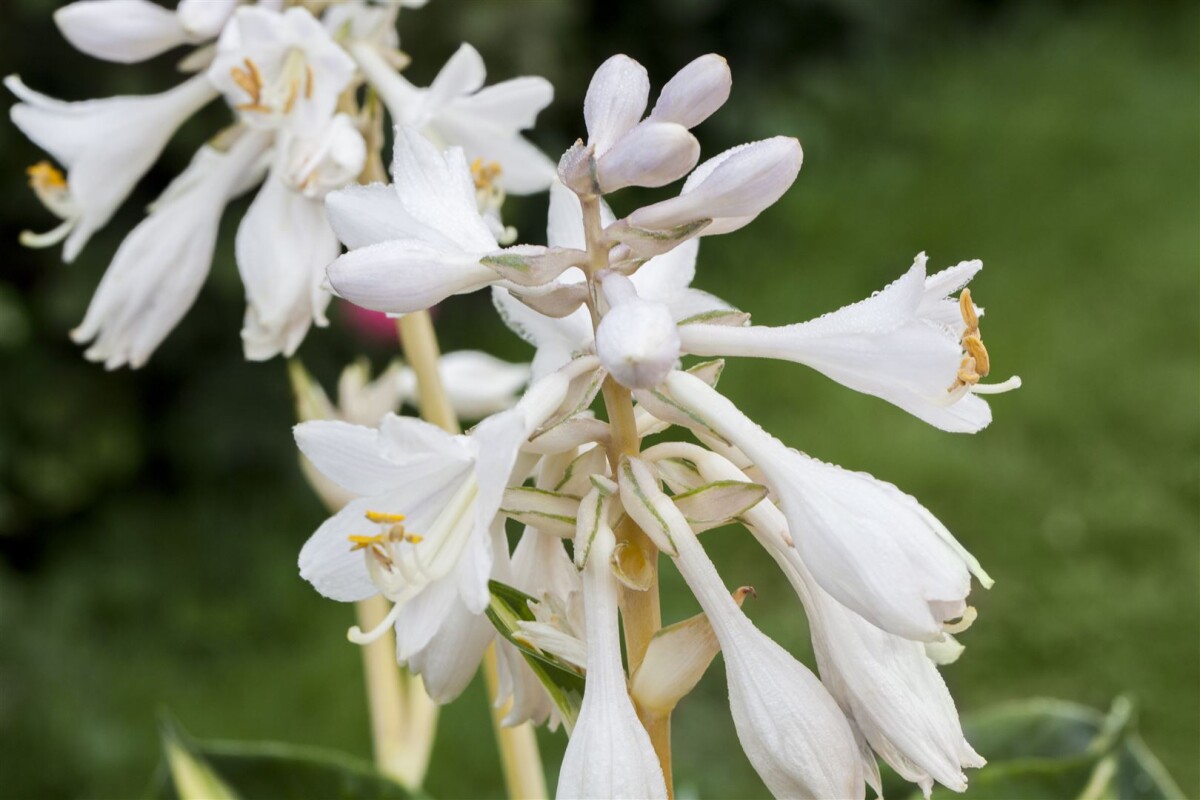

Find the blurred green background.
[{"left": 1, "top": 0, "right": 1196, "bottom": 797}]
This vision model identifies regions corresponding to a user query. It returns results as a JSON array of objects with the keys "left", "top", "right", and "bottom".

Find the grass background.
[{"left": 0, "top": 0, "right": 1196, "bottom": 797}]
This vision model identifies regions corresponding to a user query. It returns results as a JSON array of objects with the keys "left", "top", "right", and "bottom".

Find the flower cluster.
[
  {"left": 9, "top": 0, "right": 554, "bottom": 367},
  {"left": 298, "top": 52, "right": 1020, "bottom": 798}
]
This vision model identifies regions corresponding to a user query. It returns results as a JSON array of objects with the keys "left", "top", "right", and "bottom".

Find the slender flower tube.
[
  {"left": 556, "top": 523, "right": 667, "bottom": 799},
  {"left": 678, "top": 253, "right": 1021, "bottom": 432},
  {"left": 665, "top": 370, "right": 991, "bottom": 642},
  {"left": 71, "top": 130, "right": 272, "bottom": 369},
  {"left": 642, "top": 471, "right": 865, "bottom": 799},
  {"left": 6, "top": 73, "right": 219, "bottom": 260}
]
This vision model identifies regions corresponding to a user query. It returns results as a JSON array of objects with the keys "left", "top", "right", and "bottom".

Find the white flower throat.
[
  {"left": 229, "top": 49, "right": 315, "bottom": 118},
  {"left": 346, "top": 474, "right": 480, "bottom": 645}
]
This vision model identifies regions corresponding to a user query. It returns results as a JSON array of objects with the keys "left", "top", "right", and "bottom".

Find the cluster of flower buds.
[
  {"left": 9, "top": 0, "right": 554, "bottom": 367},
  {"left": 298, "top": 51, "right": 1020, "bottom": 799}
]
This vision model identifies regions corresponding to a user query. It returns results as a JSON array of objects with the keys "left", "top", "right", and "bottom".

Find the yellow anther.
[
  {"left": 304, "top": 64, "right": 315, "bottom": 99},
  {"left": 405, "top": 534, "right": 424, "bottom": 545},
  {"left": 959, "top": 288, "right": 979, "bottom": 332},
  {"left": 956, "top": 356, "right": 980, "bottom": 387},
  {"left": 348, "top": 533, "right": 387, "bottom": 551},
  {"left": 26, "top": 161, "right": 66, "bottom": 190},
  {"left": 470, "top": 157, "right": 503, "bottom": 191},
  {"left": 230, "top": 58, "right": 263, "bottom": 106},
  {"left": 962, "top": 332, "right": 990, "bottom": 377},
  {"left": 365, "top": 510, "right": 406, "bottom": 523}
]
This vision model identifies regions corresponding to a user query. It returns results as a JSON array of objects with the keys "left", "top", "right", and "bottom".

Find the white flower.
[
  {"left": 294, "top": 361, "right": 585, "bottom": 657},
  {"left": 623, "top": 464, "right": 864, "bottom": 799},
  {"left": 666, "top": 369, "right": 992, "bottom": 642},
  {"left": 325, "top": 127, "right": 526, "bottom": 314},
  {"left": 627, "top": 136, "right": 803, "bottom": 236},
  {"left": 238, "top": 114, "right": 366, "bottom": 361},
  {"left": 352, "top": 41, "right": 555, "bottom": 194},
  {"left": 53, "top": 0, "right": 238, "bottom": 64},
  {"left": 209, "top": 6, "right": 356, "bottom": 133},
  {"left": 6, "top": 73, "right": 218, "bottom": 261},
  {"left": 71, "top": 130, "right": 272, "bottom": 369},
  {"left": 556, "top": 522, "right": 667, "bottom": 799},
  {"left": 493, "top": 181, "right": 734, "bottom": 378},
  {"left": 594, "top": 273, "right": 681, "bottom": 390},
  {"left": 678, "top": 253, "right": 1021, "bottom": 433},
  {"left": 397, "top": 350, "right": 531, "bottom": 421}
]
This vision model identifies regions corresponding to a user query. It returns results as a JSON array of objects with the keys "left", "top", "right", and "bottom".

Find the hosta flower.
[
  {"left": 6, "top": 74, "right": 218, "bottom": 260},
  {"left": 325, "top": 127, "right": 571, "bottom": 314},
  {"left": 593, "top": 273, "right": 681, "bottom": 389},
  {"left": 557, "top": 516, "right": 667, "bottom": 799},
  {"left": 238, "top": 114, "right": 366, "bottom": 360},
  {"left": 295, "top": 360, "right": 588, "bottom": 693},
  {"left": 54, "top": 0, "right": 239, "bottom": 64},
  {"left": 209, "top": 6, "right": 356, "bottom": 132},
  {"left": 665, "top": 369, "right": 992, "bottom": 641},
  {"left": 71, "top": 130, "right": 271, "bottom": 369},
  {"left": 678, "top": 252, "right": 1021, "bottom": 432},
  {"left": 619, "top": 457, "right": 865, "bottom": 799},
  {"left": 351, "top": 41, "right": 555, "bottom": 194}
]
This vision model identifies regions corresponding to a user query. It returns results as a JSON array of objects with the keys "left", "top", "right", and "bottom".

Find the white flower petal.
[
  {"left": 583, "top": 55, "right": 650, "bottom": 156},
  {"left": 54, "top": 0, "right": 190, "bottom": 63},
  {"left": 417, "top": 350, "right": 530, "bottom": 420},
  {"left": 649, "top": 54, "right": 732, "bottom": 129},
  {"left": 430, "top": 110, "right": 556, "bottom": 194},
  {"left": 237, "top": 170, "right": 338, "bottom": 361},
  {"left": 629, "top": 137, "right": 802, "bottom": 231},
  {"left": 595, "top": 295, "right": 681, "bottom": 390},
  {"left": 177, "top": 0, "right": 238, "bottom": 38},
  {"left": 324, "top": 182, "right": 433, "bottom": 250},
  {"left": 390, "top": 127, "right": 497, "bottom": 252},
  {"left": 404, "top": 590, "right": 494, "bottom": 703},
  {"left": 426, "top": 43, "right": 487, "bottom": 111},
  {"left": 326, "top": 239, "right": 500, "bottom": 314},
  {"left": 595, "top": 121, "right": 699, "bottom": 193},
  {"left": 451, "top": 75, "right": 553, "bottom": 133}
]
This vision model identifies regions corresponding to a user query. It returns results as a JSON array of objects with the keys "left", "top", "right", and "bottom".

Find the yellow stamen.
[
  {"left": 348, "top": 533, "right": 388, "bottom": 551},
  {"left": 365, "top": 511, "right": 406, "bottom": 523},
  {"left": 304, "top": 64, "right": 314, "bottom": 99},
  {"left": 949, "top": 288, "right": 994, "bottom": 391},
  {"left": 470, "top": 157, "right": 503, "bottom": 192},
  {"left": 26, "top": 161, "right": 66, "bottom": 190}
]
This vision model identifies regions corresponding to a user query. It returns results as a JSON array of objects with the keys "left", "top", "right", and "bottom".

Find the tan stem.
[
  {"left": 396, "top": 311, "right": 546, "bottom": 798},
  {"left": 482, "top": 645, "right": 549, "bottom": 799},
  {"left": 582, "top": 196, "right": 674, "bottom": 796},
  {"left": 355, "top": 596, "right": 438, "bottom": 788}
]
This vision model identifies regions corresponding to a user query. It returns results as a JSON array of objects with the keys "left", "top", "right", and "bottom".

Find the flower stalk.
[{"left": 397, "top": 310, "right": 547, "bottom": 799}]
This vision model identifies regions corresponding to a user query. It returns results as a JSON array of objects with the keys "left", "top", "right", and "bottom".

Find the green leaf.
[
  {"left": 485, "top": 580, "right": 584, "bottom": 731},
  {"left": 153, "top": 716, "right": 419, "bottom": 800}
]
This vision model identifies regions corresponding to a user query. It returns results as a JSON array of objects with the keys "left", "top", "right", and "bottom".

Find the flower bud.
[
  {"left": 649, "top": 54, "right": 732, "bottom": 129},
  {"left": 594, "top": 121, "right": 700, "bottom": 193},
  {"left": 595, "top": 275, "right": 680, "bottom": 390}
]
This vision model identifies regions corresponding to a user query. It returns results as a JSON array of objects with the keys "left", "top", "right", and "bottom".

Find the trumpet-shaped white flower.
[
  {"left": 238, "top": 114, "right": 366, "bottom": 361},
  {"left": 666, "top": 369, "right": 991, "bottom": 641},
  {"left": 71, "top": 130, "right": 272, "bottom": 369},
  {"left": 325, "top": 127, "right": 550, "bottom": 314},
  {"left": 678, "top": 253, "right": 1021, "bottom": 432},
  {"left": 687, "top": 449, "right": 986, "bottom": 797},
  {"left": 209, "top": 6, "right": 356, "bottom": 133},
  {"left": 352, "top": 41, "right": 555, "bottom": 194},
  {"left": 54, "top": 0, "right": 239, "bottom": 64},
  {"left": 631, "top": 470, "right": 864, "bottom": 799},
  {"left": 557, "top": 524, "right": 667, "bottom": 799},
  {"left": 6, "top": 73, "right": 218, "bottom": 261},
  {"left": 295, "top": 361, "right": 585, "bottom": 667}
]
